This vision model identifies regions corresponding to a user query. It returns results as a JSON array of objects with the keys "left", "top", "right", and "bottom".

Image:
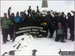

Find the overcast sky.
[{"left": 0, "top": 0, "right": 74, "bottom": 16}]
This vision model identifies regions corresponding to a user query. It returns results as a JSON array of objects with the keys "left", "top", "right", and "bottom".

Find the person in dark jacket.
[
  {"left": 57, "top": 13, "right": 65, "bottom": 27},
  {"left": 39, "top": 13, "right": 45, "bottom": 24},
  {"left": 53, "top": 12, "right": 66, "bottom": 40},
  {"left": 8, "top": 7, "right": 15, "bottom": 41},
  {"left": 45, "top": 11, "right": 53, "bottom": 38},
  {"left": 67, "top": 12, "right": 74, "bottom": 41},
  {"left": 52, "top": 13, "right": 59, "bottom": 37},
  {"left": 34, "top": 13, "right": 40, "bottom": 26},
  {"left": 61, "top": 12, "right": 68, "bottom": 39},
  {"left": 27, "top": 13, "right": 33, "bottom": 26},
  {"left": 39, "top": 13, "right": 48, "bottom": 37},
  {"left": 1, "top": 13, "right": 13, "bottom": 44},
  {"left": 53, "top": 13, "right": 59, "bottom": 28},
  {"left": 32, "top": 10, "right": 36, "bottom": 20},
  {"left": 55, "top": 23, "right": 65, "bottom": 42},
  {"left": 20, "top": 12, "right": 28, "bottom": 27}
]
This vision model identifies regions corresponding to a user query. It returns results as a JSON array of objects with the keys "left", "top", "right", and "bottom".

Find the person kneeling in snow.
[{"left": 55, "top": 23, "right": 65, "bottom": 42}]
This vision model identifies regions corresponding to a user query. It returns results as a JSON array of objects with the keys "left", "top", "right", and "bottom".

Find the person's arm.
[
  {"left": 8, "top": 18, "right": 13, "bottom": 26},
  {"left": 8, "top": 7, "right": 11, "bottom": 18},
  {"left": 50, "top": 16, "right": 53, "bottom": 24},
  {"left": 1, "top": 17, "right": 3, "bottom": 27}
]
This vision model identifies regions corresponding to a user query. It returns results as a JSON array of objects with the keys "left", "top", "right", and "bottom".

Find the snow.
[{"left": 0, "top": 28, "right": 75, "bottom": 56}]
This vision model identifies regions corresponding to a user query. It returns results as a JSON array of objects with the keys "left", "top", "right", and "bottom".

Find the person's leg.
[
  {"left": 50, "top": 29, "right": 55, "bottom": 38},
  {"left": 61, "top": 35, "right": 65, "bottom": 42},
  {"left": 64, "top": 27, "right": 67, "bottom": 39},
  {"left": 2, "top": 29, "right": 6, "bottom": 43},
  {"left": 71, "top": 30, "right": 74, "bottom": 41},
  {"left": 55, "top": 34, "right": 60, "bottom": 41},
  {"left": 50, "top": 24, "right": 56, "bottom": 38},
  {"left": 10, "top": 32, "right": 14, "bottom": 40},
  {"left": 2, "top": 29, "right": 8, "bottom": 43},
  {"left": 48, "top": 24, "right": 51, "bottom": 38},
  {"left": 9, "top": 25, "right": 15, "bottom": 42},
  {"left": 6, "top": 29, "right": 9, "bottom": 41},
  {"left": 70, "top": 29, "right": 74, "bottom": 41},
  {"left": 44, "top": 26, "right": 48, "bottom": 37},
  {"left": 9, "top": 28, "right": 14, "bottom": 42},
  {"left": 70, "top": 28, "right": 74, "bottom": 41}
]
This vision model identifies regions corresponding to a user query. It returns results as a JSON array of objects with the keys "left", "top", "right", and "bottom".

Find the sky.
[{"left": 0, "top": 0, "right": 74, "bottom": 16}]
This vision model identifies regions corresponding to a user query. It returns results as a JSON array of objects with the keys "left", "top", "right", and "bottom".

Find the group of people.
[{"left": 1, "top": 6, "right": 74, "bottom": 44}]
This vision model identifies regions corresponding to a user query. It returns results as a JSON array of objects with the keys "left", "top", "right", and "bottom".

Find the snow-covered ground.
[{"left": 0, "top": 28, "right": 75, "bottom": 56}]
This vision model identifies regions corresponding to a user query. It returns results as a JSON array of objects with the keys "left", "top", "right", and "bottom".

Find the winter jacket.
[
  {"left": 1, "top": 17, "right": 13, "bottom": 29},
  {"left": 67, "top": 16, "right": 74, "bottom": 29},
  {"left": 14, "top": 16, "right": 21, "bottom": 23},
  {"left": 45, "top": 15, "right": 53, "bottom": 24}
]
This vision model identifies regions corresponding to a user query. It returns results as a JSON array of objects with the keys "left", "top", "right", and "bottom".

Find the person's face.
[
  {"left": 11, "top": 13, "right": 14, "bottom": 17},
  {"left": 40, "top": 14, "right": 43, "bottom": 16},
  {"left": 37, "top": 6, "right": 38, "bottom": 8},
  {"left": 16, "top": 13, "right": 19, "bottom": 16},
  {"left": 54, "top": 14, "right": 58, "bottom": 17},
  {"left": 4, "top": 13, "right": 7, "bottom": 18},
  {"left": 29, "top": 6, "right": 31, "bottom": 9},
  {"left": 47, "top": 12, "right": 50, "bottom": 15},
  {"left": 23, "top": 14, "right": 26, "bottom": 18},
  {"left": 58, "top": 24, "right": 62, "bottom": 27},
  {"left": 67, "top": 13, "right": 71, "bottom": 17},
  {"left": 20, "top": 12, "right": 23, "bottom": 16},
  {"left": 58, "top": 13, "right": 62, "bottom": 16},
  {"left": 62, "top": 12, "right": 64, "bottom": 15}
]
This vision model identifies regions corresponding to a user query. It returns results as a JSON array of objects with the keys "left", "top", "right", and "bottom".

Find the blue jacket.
[
  {"left": 21, "top": 17, "right": 27, "bottom": 23},
  {"left": 14, "top": 16, "right": 21, "bottom": 23}
]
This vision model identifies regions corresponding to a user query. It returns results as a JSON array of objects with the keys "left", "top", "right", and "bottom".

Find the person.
[
  {"left": 20, "top": 12, "right": 28, "bottom": 27},
  {"left": 14, "top": 12, "right": 21, "bottom": 23},
  {"left": 8, "top": 7, "right": 15, "bottom": 41},
  {"left": 52, "top": 12, "right": 59, "bottom": 37},
  {"left": 39, "top": 13, "right": 45, "bottom": 23},
  {"left": 27, "top": 12, "right": 33, "bottom": 26},
  {"left": 57, "top": 12, "right": 65, "bottom": 27},
  {"left": 45, "top": 11, "right": 53, "bottom": 38},
  {"left": 36, "top": 6, "right": 40, "bottom": 15},
  {"left": 31, "top": 10, "right": 36, "bottom": 20},
  {"left": 20, "top": 12, "right": 27, "bottom": 23},
  {"left": 27, "top": 6, "right": 32, "bottom": 16},
  {"left": 1, "top": 13, "right": 13, "bottom": 44},
  {"left": 14, "top": 12, "right": 21, "bottom": 37},
  {"left": 55, "top": 23, "right": 65, "bottom": 42},
  {"left": 39, "top": 13, "right": 48, "bottom": 37},
  {"left": 67, "top": 12, "right": 74, "bottom": 41},
  {"left": 53, "top": 12, "right": 59, "bottom": 28},
  {"left": 61, "top": 12, "right": 68, "bottom": 39},
  {"left": 33, "top": 13, "right": 40, "bottom": 26}
]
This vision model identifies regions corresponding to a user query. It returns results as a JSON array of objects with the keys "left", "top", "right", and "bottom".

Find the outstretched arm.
[{"left": 8, "top": 7, "right": 11, "bottom": 17}]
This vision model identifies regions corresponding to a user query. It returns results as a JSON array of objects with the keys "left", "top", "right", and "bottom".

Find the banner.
[{"left": 15, "top": 20, "right": 48, "bottom": 37}]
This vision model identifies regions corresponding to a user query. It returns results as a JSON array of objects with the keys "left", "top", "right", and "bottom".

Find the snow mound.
[{"left": 13, "top": 34, "right": 34, "bottom": 49}]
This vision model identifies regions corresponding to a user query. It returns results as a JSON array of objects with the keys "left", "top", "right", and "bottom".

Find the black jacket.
[
  {"left": 56, "top": 15, "right": 66, "bottom": 27},
  {"left": 67, "top": 16, "right": 74, "bottom": 29},
  {"left": 45, "top": 15, "right": 53, "bottom": 25}
]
